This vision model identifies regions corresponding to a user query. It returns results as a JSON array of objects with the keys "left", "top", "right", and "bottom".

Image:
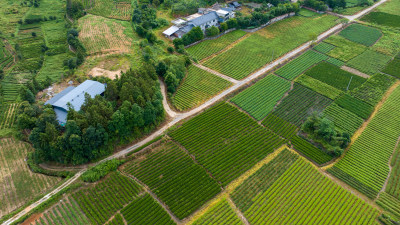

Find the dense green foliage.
[
  {"left": 329, "top": 86, "right": 400, "bottom": 198},
  {"left": 123, "top": 141, "right": 221, "bottom": 219},
  {"left": 339, "top": 24, "right": 382, "bottom": 46},
  {"left": 301, "top": 112, "right": 350, "bottom": 156},
  {"left": 156, "top": 55, "right": 189, "bottom": 94},
  {"left": 231, "top": 75, "right": 291, "bottom": 120},
  {"left": 192, "top": 199, "right": 243, "bottom": 225},
  {"left": 275, "top": 50, "right": 328, "bottom": 80},
  {"left": 305, "top": 62, "right": 366, "bottom": 91},
  {"left": 72, "top": 172, "right": 142, "bottom": 224},
  {"left": 361, "top": 12, "right": 400, "bottom": 28},
  {"left": 172, "top": 65, "right": 231, "bottom": 111},
  {"left": 291, "top": 135, "right": 333, "bottom": 164},
  {"left": 204, "top": 15, "right": 338, "bottom": 79},
  {"left": 295, "top": 75, "right": 343, "bottom": 99},
  {"left": 25, "top": 66, "right": 164, "bottom": 165},
  {"left": 170, "top": 103, "right": 285, "bottom": 186},
  {"left": 350, "top": 73, "right": 396, "bottom": 105},
  {"left": 323, "top": 103, "right": 364, "bottom": 135},
  {"left": 236, "top": 150, "right": 379, "bottom": 224},
  {"left": 262, "top": 113, "right": 298, "bottom": 139},
  {"left": 334, "top": 94, "right": 374, "bottom": 119},
  {"left": 347, "top": 50, "right": 392, "bottom": 75},
  {"left": 382, "top": 58, "right": 400, "bottom": 78},
  {"left": 273, "top": 83, "right": 332, "bottom": 127},
  {"left": 187, "top": 30, "right": 247, "bottom": 60},
  {"left": 121, "top": 194, "right": 176, "bottom": 225},
  {"left": 232, "top": 149, "right": 298, "bottom": 212},
  {"left": 81, "top": 159, "right": 124, "bottom": 182}
]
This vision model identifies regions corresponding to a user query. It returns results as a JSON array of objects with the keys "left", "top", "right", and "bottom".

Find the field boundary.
[{"left": 193, "top": 63, "right": 239, "bottom": 84}]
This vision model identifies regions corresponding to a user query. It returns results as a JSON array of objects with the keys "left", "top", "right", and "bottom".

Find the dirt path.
[
  {"left": 193, "top": 63, "right": 239, "bottom": 84},
  {"left": 227, "top": 197, "right": 250, "bottom": 225},
  {"left": 4, "top": 2, "right": 387, "bottom": 223},
  {"left": 159, "top": 78, "right": 178, "bottom": 118},
  {"left": 322, "top": 80, "right": 400, "bottom": 170},
  {"left": 341, "top": 66, "right": 370, "bottom": 78}
]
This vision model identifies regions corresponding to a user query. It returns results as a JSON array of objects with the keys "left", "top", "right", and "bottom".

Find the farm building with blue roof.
[{"left": 45, "top": 80, "right": 106, "bottom": 125}]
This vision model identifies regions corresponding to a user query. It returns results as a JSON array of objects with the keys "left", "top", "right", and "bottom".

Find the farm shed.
[{"left": 45, "top": 80, "right": 106, "bottom": 125}]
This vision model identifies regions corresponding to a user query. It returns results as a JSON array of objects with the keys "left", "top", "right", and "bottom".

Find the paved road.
[{"left": 2, "top": 2, "right": 387, "bottom": 224}]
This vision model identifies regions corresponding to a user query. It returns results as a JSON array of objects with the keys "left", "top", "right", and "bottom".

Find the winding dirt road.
[{"left": 2, "top": 1, "right": 387, "bottom": 224}]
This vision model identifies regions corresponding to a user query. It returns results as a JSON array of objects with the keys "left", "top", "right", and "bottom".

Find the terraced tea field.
[
  {"left": 172, "top": 66, "right": 231, "bottom": 111},
  {"left": 191, "top": 199, "right": 243, "bottom": 225},
  {"left": 0, "top": 103, "right": 19, "bottom": 129},
  {"left": 232, "top": 149, "right": 379, "bottom": 224},
  {"left": 82, "top": 0, "right": 133, "bottom": 20},
  {"left": 329, "top": 84, "right": 400, "bottom": 198},
  {"left": 0, "top": 138, "right": 62, "bottom": 218},
  {"left": 170, "top": 103, "right": 285, "bottom": 186}
]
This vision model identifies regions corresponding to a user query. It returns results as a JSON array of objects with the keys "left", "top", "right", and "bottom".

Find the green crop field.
[
  {"left": 187, "top": 30, "right": 247, "bottom": 60},
  {"left": 323, "top": 103, "right": 364, "bottom": 135},
  {"left": 339, "top": 24, "right": 382, "bottom": 46},
  {"left": 273, "top": 83, "right": 333, "bottom": 127},
  {"left": 313, "top": 42, "right": 335, "bottom": 54},
  {"left": 324, "top": 35, "right": 367, "bottom": 61},
  {"left": 382, "top": 58, "right": 400, "bottom": 78},
  {"left": 295, "top": 75, "right": 343, "bottom": 99},
  {"left": 203, "top": 15, "right": 338, "bottom": 79},
  {"left": 192, "top": 198, "right": 243, "bottom": 225},
  {"left": 172, "top": 65, "right": 231, "bottom": 111},
  {"left": 305, "top": 62, "right": 366, "bottom": 91},
  {"left": 79, "top": 0, "right": 133, "bottom": 21},
  {"left": 0, "top": 40, "right": 14, "bottom": 70},
  {"left": 376, "top": 192, "right": 400, "bottom": 221},
  {"left": 262, "top": 113, "right": 298, "bottom": 139},
  {"left": 72, "top": 172, "right": 143, "bottom": 224},
  {"left": 385, "top": 142, "right": 400, "bottom": 199},
  {"left": 231, "top": 75, "right": 291, "bottom": 120},
  {"left": 275, "top": 50, "right": 328, "bottom": 80},
  {"left": 0, "top": 138, "right": 62, "bottom": 218},
  {"left": 32, "top": 197, "right": 90, "bottom": 225},
  {"left": 233, "top": 149, "right": 379, "bottom": 224},
  {"left": 78, "top": 14, "right": 135, "bottom": 55},
  {"left": 329, "top": 85, "right": 400, "bottom": 199},
  {"left": 372, "top": 29, "right": 400, "bottom": 57},
  {"left": 291, "top": 135, "right": 333, "bottom": 164},
  {"left": 347, "top": 50, "right": 392, "bottom": 75},
  {"left": 107, "top": 213, "right": 124, "bottom": 225},
  {"left": 123, "top": 141, "right": 221, "bottom": 219},
  {"left": 362, "top": 12, "right": 400, "bottom": 28},
  {"left": 170, "top": 103, "right": 285, "bottom": 186},
  {"left": 326, "top": 57, "right": 345, "bottom": 67},
  {"left": 121, "top": 194, "right": 175, "bottom": 225},
  {"left": 334, "top": 94, "right": 374, "bottom": 119},
  {"left": 350, "top": 73, "right": 396, "bottom": 106},
  {"left": 0, "top": 103, "right": 19, "bottom": 129}
]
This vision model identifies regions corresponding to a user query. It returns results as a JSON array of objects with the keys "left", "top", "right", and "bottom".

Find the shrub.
[
  {"left": 206, "top": 26, "right": 219, "bottom": 37},
  {"left": 81, "top": 159, "right": 124, "bottom": 182}
]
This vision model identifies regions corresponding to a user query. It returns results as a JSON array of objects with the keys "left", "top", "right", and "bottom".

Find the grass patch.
[{"left": 361, "top": 12, "right": 400, "bottom": 28}]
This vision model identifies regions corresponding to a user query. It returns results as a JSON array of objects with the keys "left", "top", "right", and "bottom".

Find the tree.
[
  {"left": 205, "top": 26, "right": 220, "bottom": 37},
  {"left": 220, "top": 22, "right": 228, "bottom": 32},
  {"left": 227, "top": 18, "right": 238, "bottom": 29},
  {"left": 19, "top": 86, "right": 35, "bottom": 103}
]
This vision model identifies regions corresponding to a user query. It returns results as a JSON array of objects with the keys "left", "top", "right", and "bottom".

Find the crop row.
[
  {"left": 334, "top": 94, "right": 374, "bottom": 119},
  {"left": 261, "top": 113, "right": 298, "bottom": 139},
  {"left": 275, "top": 50, "right": 328, "bottom": 80},
  {"left": 231, "top": 75, "right": 291, "bottom": 121},
  {"left": 323, "top": 103, "right": 364, "bottom": 135},
  {"left": 313, "top": 42, "right": 335, "bottom": 54},
  {"left": 86, "top": 0, "right": 132, "bottom": 20},
  {"left": 173, "top": 65, "right": 231, "bottom": 111},
  {"left": 106, "top": 213, "right": 124, "bottom": 225},
  {"left": 305, "top": 62, "right": 366, "bottom": 91},
  {"left": 231, "top": 149, "right": 298, "bottom": 212},
  {"left": 0, "top": 103, "right": 19, "bottom": 129},
  {"left": 192, "top": 198, "right": 243, "bottom": 225},
  {"left": 34, "top": 197, "right": 89, "bottom": 225},
  {"left": 386, "top": 142, "right": 400, "bottom": 199},
  {"left": 382, "top": 58, "right": 400, "bottom": 78},
  {"left": 350, "top": 73, "right": 396, "bottom": 106},
  {"left": 72, "top": 172, "right": 142, "bottom": 224},
  {"left": 347, "top": 49, "right": 392, "bottom": 75},
  {"left": 187, "top": 30, "right": 247, "bottom": 60},
  {"left": 291, "top": 135, "right": 333, "bottom": 165},
  {"left": 330, "top": 86, "right": 400, "bottom": 198},
  {"left": 169, "top": 103, "right": 285, "bottom": 186},
  {"left": 244, "top": 157, "right": 379, "bottom": 225},
  {"left": 273, "top": 83, "right": 332, "bottom": 127},
  {"left": 123, "top": 141, "right": 221, "bottom": 219},
  {"left": 376, "top": 192, "right": 400, "bottom": 221},
  {"left": 339, "top": 24, "right": 382, "bottom": 46},
  {"left": 121, "top": 194, "right": 175, "bottom": 225},
  {"left": 295, "top": 74, "right": 342, "bottom": 100}
]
